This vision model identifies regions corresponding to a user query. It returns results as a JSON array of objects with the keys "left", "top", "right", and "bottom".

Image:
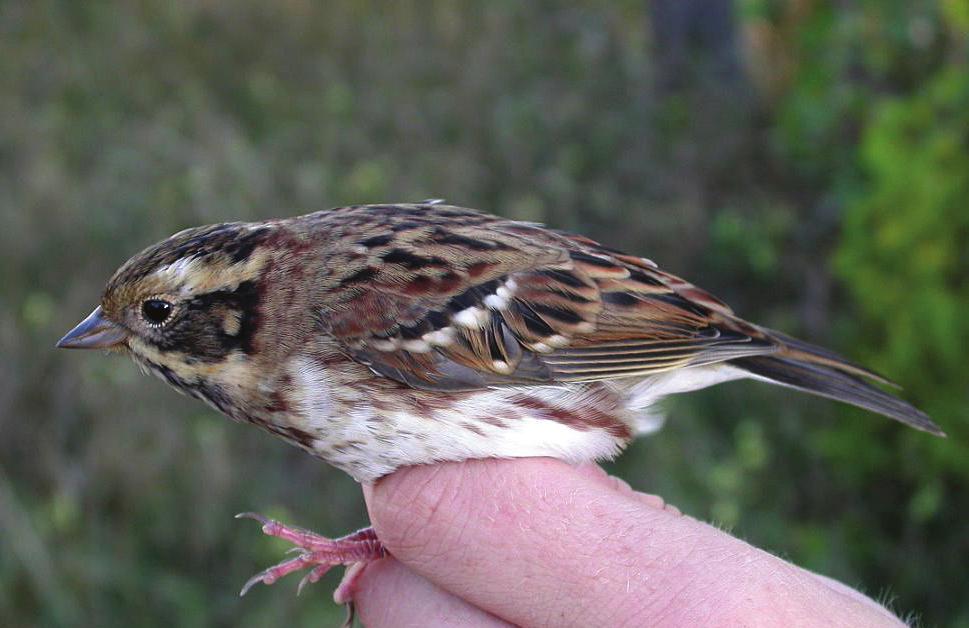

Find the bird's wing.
[{"left": 318, "top": 204, "right": 779, "bottom": 391}]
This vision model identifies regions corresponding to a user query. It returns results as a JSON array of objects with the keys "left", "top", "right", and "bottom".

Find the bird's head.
[{"left": 57, "top": 222, "right": 276, "bottom": 405}]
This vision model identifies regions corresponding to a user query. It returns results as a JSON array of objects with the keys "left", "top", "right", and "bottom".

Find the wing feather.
[{"left": 317, "top": 204, "right": 778, "bottom": 391}]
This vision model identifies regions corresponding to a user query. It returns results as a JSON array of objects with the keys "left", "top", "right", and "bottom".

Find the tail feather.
[
  {"left": 761, "top": 329, "right": 897, "bottom": 387},
  {"left": 732, "top": 355, "right": 944, "bottom": 436}
]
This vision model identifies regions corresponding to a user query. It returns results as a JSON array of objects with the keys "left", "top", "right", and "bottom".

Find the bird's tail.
[{"left": 731, "top": 334, "right": 944, "bottom": 436}]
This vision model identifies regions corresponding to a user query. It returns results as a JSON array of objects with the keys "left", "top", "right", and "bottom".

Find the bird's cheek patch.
[{"left": 223, "top": 310, "right": 243, "bottom": 337}]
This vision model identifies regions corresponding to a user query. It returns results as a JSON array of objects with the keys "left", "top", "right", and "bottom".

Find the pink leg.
[{"left": 235, "top": 512, "right": 386, "bottom": 602}]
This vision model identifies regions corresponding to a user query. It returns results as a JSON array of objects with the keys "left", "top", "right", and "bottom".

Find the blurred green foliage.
[{"left": 0, "top": 1, "right": 966, "bottom": 626}]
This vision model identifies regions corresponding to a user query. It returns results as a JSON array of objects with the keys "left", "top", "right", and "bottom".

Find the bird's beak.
[{"left": 56, "top": 306, "right": 129, "bottom": 350}]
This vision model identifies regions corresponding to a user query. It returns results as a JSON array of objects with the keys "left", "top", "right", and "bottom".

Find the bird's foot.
[{"left": 235, "top": 512, "right": 385, "bottom": 612}]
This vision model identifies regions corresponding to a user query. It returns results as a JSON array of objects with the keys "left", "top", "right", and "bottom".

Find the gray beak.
[{"left": 56, "top": 306, "right": 129, "bottom": 349}]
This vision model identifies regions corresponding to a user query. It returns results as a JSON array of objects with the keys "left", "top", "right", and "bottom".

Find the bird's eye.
[{"left": 141, "top": 299, "right": 174, "bottom": 326}]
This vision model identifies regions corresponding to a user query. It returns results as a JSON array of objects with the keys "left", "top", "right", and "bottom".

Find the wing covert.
[{"left": 315, "top": 204, "right": 778, "bottom": 391}]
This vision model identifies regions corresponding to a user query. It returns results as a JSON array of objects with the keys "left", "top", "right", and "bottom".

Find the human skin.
[{"left": 353, "top": 458, "right": 905, "bottom": 627}]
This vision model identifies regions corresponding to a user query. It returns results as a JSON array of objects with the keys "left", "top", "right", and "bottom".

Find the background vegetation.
[{"left": 1, "top": 1, "right": 966, "bottom": 626}]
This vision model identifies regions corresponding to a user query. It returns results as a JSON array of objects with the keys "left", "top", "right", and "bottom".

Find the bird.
[{"left": 57, "top": 201, "right": 943, "bottom": 611}]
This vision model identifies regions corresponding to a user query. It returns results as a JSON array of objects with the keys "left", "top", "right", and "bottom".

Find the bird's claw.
[
  {"left": 240, "top": 569, "right": 273, "bottom": 597},
  {"left": 297, "top": 564, "right": 333, "bottom": 596},
  {"left": 235, "top": 511, "right": 271, "bottom": 525},
  {"left": 235, "top": 512, "right": 385, "bottom": 603}
]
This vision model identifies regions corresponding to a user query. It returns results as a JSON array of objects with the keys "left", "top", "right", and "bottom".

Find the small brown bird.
[{"left": 58, "top": 202, "right": 943, "bottom": 605}]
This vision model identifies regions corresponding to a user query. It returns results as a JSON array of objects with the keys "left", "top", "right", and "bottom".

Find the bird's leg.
[{"left": 235, "top": 512, "right": 386, "bottom": 605}]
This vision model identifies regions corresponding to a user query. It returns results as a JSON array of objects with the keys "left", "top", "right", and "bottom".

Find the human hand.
[{"left": 353, "top": 458, "right": 904, "bottom": 627}]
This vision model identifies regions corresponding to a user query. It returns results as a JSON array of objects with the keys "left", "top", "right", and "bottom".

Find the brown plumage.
[{"left": 57, "top": 201, "right": 943, "bottom": 604}]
